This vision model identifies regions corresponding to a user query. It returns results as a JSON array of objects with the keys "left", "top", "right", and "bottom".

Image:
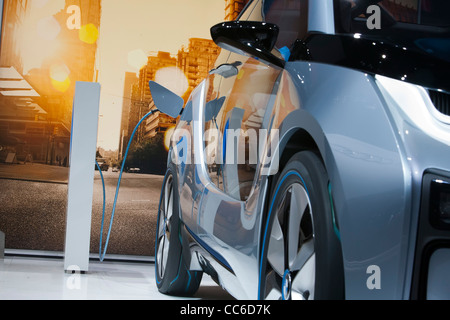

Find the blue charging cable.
[{"left": 97, "top": 108, "right": 159, "bottom": 262}]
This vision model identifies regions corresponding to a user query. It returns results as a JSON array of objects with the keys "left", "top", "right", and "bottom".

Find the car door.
[{"left": 191, "top": 0, "right": 309, "bottom": 295}]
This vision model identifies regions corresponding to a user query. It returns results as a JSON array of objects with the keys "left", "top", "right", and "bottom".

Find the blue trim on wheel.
[{"left": 258, "top": 170, "right": 309, "bottom": 300}]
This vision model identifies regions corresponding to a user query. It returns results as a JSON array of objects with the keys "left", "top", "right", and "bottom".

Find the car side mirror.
[
  {"left": 210, "top": 21, "right": 284, "bottom": 68},
  {"left": 148, "top": 81, "right": 184, "bottom": 118}
]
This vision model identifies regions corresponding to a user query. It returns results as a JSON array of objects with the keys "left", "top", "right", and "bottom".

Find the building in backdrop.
[
  {"left": 118, "top": 72, "right": 139, "bottom": 161},
  {"left": 0, "top": 0, "right": 102, "bottom": 165},
  {"left": 128, "top": 51, "right": 177, "bottom": 143},
  {"left": 0, "top": 0, "right": 29, "bottom": 75},
  {"left": 178, "top": 38, "right": 221, "bottom": 96},
  {"left": 119, "top": 38, "right": 221, "bottom": 157},
  {"left": 225, "top": 0, "right": 250, "bottom": 21},
  {"left": 0, "top": 0, "right": 50, "bottom": 165}
]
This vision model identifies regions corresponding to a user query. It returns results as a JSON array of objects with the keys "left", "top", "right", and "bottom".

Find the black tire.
[
  {"left": 259, "top": 151, "right": 344, "bottom": 300},
  {"left": 155, "top": 164, "right": 202, "bottom": 296}
]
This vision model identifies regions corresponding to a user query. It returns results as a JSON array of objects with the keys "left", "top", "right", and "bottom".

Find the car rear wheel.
[
  {"left": 155, "top": 165, "right": 202, "bottom": 296},
  {"left": 259, "top": 151, "right": 344, "bottom": 300}
]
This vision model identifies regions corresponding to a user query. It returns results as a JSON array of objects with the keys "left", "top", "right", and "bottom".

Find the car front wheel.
[
  {"left": 155, "top": 164, "right": 202, "bottom": 296},
  {"left": 259, "top": 151, "right": 344, "bottom": 300}
]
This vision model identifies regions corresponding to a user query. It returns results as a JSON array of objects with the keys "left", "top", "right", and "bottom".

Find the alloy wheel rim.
[
  {"left": 265, "top": 182, "right": 316, "bottom": 300},
  {"left": 157, "top": 175, "right": 174, "bottom": 279}
]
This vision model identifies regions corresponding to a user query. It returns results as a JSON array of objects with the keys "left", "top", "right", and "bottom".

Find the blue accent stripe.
[
  {"left": 258, "top": 171, "right": 308, "bottom": 300},
  {"left": 96, "top": 161, "right": 106, "bottom": 260},
  {"left": 328, "top": 183, "right": 341, "bottom": 241},
  {"left": 223, "top": 119, "right": 229, "bottom": 164},
  {"left": 99, "top": 109, "right": 158, "bottom": 262},
  {"left": 170, "top": 259, "right": 182, "bottom": 286},
  {"left": 185, "top": 270, "right": 192, "bottom": 292},
  {"left": 185, "top": 225, "right": 234, "bottom": 273}
]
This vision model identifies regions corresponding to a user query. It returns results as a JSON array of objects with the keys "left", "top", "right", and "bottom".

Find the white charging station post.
[
  {"left": 0, "top": 231, "right": 4, "bottom": 260},
  {"left": 0, "top": 0, "right": 4, "bottom": 261},
  {"left": 64, "top": 82, "right": 101, "bottom": 273}
]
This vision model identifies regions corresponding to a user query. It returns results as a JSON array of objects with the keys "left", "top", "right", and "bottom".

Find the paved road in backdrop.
[{"left": 0, "top": 163, "right": 164, "bottom": 257}]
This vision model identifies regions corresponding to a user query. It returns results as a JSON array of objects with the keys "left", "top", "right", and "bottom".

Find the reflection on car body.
[{"left": 153, "top": 0, "right": 450, "bottom": 300}]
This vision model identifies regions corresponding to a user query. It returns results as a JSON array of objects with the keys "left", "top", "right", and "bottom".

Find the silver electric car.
[{"left": 152, "top": 0, "right": 450, "bottom": 300}]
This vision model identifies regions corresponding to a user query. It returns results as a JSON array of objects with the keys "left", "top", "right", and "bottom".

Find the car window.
[
  {"left": 336, "top": 0, "right": 450, "bottom": 33},
  {"left": 263, "top": 0, "right": 309, "bottom": 49},
  {"left": 238, "top": 0, "right": 264, "bottom": 21},
  {"left": 203, "top": 0, "right": 284, "bottom": 201}
]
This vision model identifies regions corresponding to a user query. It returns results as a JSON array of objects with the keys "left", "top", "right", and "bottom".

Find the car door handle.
[{"left": 209, "top": 61, "right": 242, "bottom": 78}]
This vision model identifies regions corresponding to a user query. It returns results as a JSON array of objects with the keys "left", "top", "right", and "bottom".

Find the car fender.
[{"left": 264, "top": 62, "right": 413, "bottom": 299}]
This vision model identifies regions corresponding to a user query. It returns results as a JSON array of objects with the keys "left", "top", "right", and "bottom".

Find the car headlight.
[{"left": 430, "top": 178, "right": 450, "bottom": 229}]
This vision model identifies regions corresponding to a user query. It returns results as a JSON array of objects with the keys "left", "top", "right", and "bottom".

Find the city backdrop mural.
[{"left": 0, "top": 0, "right": 250, "bottom": 257}]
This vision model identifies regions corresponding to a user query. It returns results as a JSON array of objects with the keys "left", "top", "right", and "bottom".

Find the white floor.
[{"left": 0, "top": 253, "right": 234, "bottom": 300}]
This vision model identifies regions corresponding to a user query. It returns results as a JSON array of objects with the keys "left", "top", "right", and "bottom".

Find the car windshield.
[
  {"left": 378, "top": 0, "right": 448, "bottom": 27},
  {"left": 337, "top": 0, "right": 450, "bottom": 33}
]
